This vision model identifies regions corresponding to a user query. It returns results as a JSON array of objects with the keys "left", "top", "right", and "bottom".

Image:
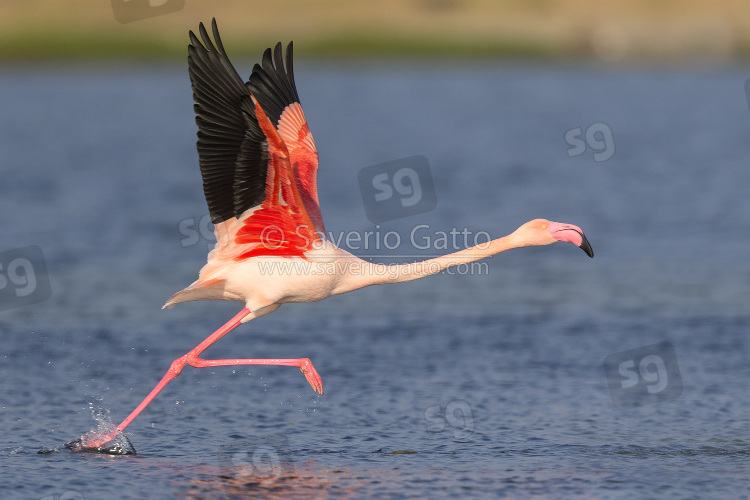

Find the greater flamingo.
[{"left": 70, "top": 19, "right": 593, "bottom": 453}]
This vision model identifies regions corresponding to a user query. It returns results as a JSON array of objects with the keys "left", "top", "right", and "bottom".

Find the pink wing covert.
[{"left": 277, "top": 102, "right": 325, "bottom": 235}]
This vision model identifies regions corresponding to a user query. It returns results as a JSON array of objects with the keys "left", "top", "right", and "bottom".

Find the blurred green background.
[{"left": 0, "top": 0, "right": 748, "bottom": 61}]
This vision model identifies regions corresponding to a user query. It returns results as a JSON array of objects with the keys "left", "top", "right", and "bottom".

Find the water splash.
[{"left": 64, "top": 403, "right": 136, "bottom": 455}]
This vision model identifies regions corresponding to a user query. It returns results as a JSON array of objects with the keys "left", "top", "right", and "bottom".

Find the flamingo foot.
[
  {"left": 299, "top": 358, "right": 324, "bottom": 395},
  {"left": 64, "top": 435, "right": 136, "bottom": 455},
  {"left": 64, "top": 424, "right": 136, "bottom": 455}
]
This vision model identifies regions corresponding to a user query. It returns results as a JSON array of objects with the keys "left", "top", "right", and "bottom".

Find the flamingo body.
[{"left": 165, "top": 242, "right": 359, "bottom": 311}]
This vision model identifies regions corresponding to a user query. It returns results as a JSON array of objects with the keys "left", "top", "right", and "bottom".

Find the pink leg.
[{"left": 109, "top": 307, "right": 322, "bottom": 438}]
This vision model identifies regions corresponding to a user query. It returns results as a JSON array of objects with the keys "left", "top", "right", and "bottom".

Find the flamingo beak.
[
  {"left": 577, "top": 232, "right": 594, "bottom": 258},
  {"left": 547, "top": 223, "right": 594, "bottom": 258}
]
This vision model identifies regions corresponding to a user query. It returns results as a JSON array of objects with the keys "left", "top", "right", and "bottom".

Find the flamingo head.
[{"left": 511, "top": 219, "right": 594, "bottom": 258}]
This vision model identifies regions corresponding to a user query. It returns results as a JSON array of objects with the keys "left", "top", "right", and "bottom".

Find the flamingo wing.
[
  {"left": 188, "top": 19, "right": 323, "bottom": 249},
  {"left": 247, "top": 45, "right": 324, "bottom": 235},
  {"left": 188, "top": 19, "right": 323, "bottom": 230}
]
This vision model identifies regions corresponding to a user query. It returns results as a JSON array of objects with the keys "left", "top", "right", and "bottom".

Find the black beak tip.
[{"left": 579, "top": 235, "right": 594, "bottom": 258}]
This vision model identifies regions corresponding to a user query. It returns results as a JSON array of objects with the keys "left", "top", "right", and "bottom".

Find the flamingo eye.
[{"left": 541, "top": 223, "right": 547, "bottom": 230}]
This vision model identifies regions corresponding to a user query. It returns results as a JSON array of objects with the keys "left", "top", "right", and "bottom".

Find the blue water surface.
[{"left": 1, "top": 59, "right": 749, "bottom": 498}]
